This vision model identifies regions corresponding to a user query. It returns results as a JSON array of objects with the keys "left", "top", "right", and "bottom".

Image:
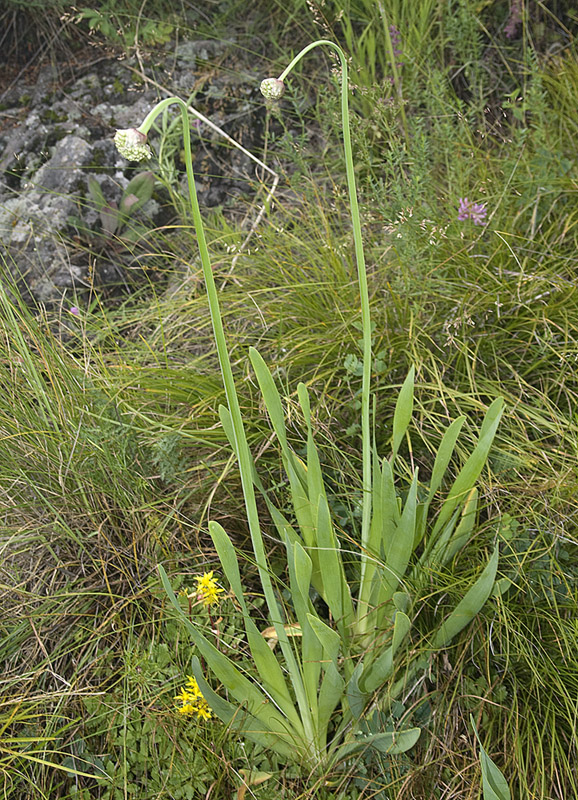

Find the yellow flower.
[
  {"left": 194, "top": 571, "right": 224, "bottom": 608},
  {"left": 174, "top": 687, "right": 191, "bottom": 704},
  {"left": 194, "top": 699, "right": 212, "bottom": 720},
  {"left": 185, "top": 675, "right": 202, "bottom": 697},
  {"left": 177, "top": 702, "right": 197, "bottom": 715},
  {"left": 175, "top": 676, "right": 213, "bottom": 721}
]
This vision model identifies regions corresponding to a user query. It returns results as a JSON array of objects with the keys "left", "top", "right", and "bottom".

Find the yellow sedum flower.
[
  {"left": 194, "top": 571, "right": 224, "bottom": 607},
  {"left": 175, "top": 675, "right": 212, "bottom": 720},
  {"left": 185, "top": 675, "right": 202, "bottom": 695}
]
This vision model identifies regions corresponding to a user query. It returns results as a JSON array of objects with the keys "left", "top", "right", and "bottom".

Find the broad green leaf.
[
  {"left": 121, "top": 170, "right": 155, "bottom": 215},
  {"left": 345, "top": 661, "right": 367, "bottom": 721},
  {"left": 100, "top": 205, "right": 119, "bottom": 237},
  {"left": 362, "top": 611, "right": 411, "bottom": 694},
  {"left": 382, "top": 457, "right": 401, "bottom": 525},
  {"left": 471, "top": 715, "right": 511, "bottom": 800},
  {"left": 191, "top": 657, "right": 301, "bottom": 761},
  {"left": 159, "top": 565, "right": 294, "bottom": 738},
  {"left": 427, "top": 416, "right": 466, "bottom": 499},
  {"left": 87, "top": 176, "right": 106, "bottom": 206},
  {"left": 433, "top": 546, "right": 499, "bottom": 648},
  {"left": 393, "top": 591, "right": 411, "bottom": 613},
  {"left": 249, "top": 348, "right": 308, "bottom": 492},
  {"left": 431, "top": 398, "right": 503, "bottom": 542},
  {"left": 379, "top": 457, "right": 401, "bottom": 561},
  {"left": 368, "top": 726, "right": 421, "bottom": 754},
  {"left": 360, "top": 456, "right": 402, "bottom": 631},
  {"left": 337, "top": 726, "right": 421, "bottom": 760},
  {"left": 298, "top": 382, "right": 325, "bottom": 503},
  {"left": 380, "top": 471, "right": 418, "bottom": 606},
  {"left": 209, "top": 522, "right": 302, "bottom": 731},
  {"left": 287, "top": 540, "right": 321, "bottom": 714},
  {"left": 317, "top": 661, "right": 345, "bottom": 749},
  {"left": 306, "top": 611, "right": 348, "bottom": 734},
  {"left": 249, "top": 347, "right": 290, "bottom": 453},
  {"left": 391, "top": 367, "right": 415, "bottom": 461},
  {"left": 367, "top": 458, "right": 403, "bottom": 628},
  {"left": 286, "top": 456, "right": 316, "bottom": 548},
  {"left": 415, "top": 416, "right": 465, "bottom": 545},
  {"left": 292, "top": 540, "right": 313, "bottom": 609},
  {"left": 306, "top": 613, "right": 341, "bottom": 663},
  {"left": 315, "top": 494, "right": 354, "bottom": 634},
  {"left": 442, "top": 487, "right": 478, "bottom": 564}
]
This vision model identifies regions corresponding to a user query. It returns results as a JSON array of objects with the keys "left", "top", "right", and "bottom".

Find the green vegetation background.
[{"left": 1, "top": 1, "right": 577, "bottom": 798}]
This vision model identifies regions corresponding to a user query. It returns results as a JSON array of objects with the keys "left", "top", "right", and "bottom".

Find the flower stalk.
[
  {"left": 268, "top": 41, "right": 374, "bottom": 632},
  {"left": 115, "top": 94, "right": 318, "bottom": 757}
]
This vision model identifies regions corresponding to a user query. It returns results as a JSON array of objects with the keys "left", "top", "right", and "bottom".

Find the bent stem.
[
  {"left": 133, "top": 96, "right": 318, "bottom": 757},
  {"left": 276, "top": 40, "right": 373, "bottom": 633}
]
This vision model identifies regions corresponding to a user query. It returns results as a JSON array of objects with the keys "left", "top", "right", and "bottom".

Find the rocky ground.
[{"left": 0, "top": 37, "right": 273, "bottom": 306}]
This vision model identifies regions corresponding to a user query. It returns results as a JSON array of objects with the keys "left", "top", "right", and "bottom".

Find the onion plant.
[{"left": 114, "top": 40, "right": 504, "bottom": 776}]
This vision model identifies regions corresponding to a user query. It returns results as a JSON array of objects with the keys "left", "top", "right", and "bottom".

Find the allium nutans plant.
[{"left": 115, "top": 41, "right": 504, "bottom": 776}]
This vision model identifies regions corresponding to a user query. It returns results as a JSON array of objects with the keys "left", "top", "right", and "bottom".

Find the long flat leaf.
[
  {"left": 433, "top": 546, "right": 499, "bottom": 648},
  {"left": 316, "top": 661, "right": 345, "bottom": 749},
  {"left": 121, "top": 170, "right": 154, "bottom": 214},
  {"left": 249, "top": 347, "right": 289, "bottom": 450},
  {"left": 87, "top": 176, "right": 106, "bottom": 206},
  {"left": 159, "top": 565, "right": 294, "bottom": 738},
  {"left": 336, "top": 726, "right": 421, "bottom": 761},
  {"left": 345, "top": 661, "right": 367, "bottom": 721},
  {"left": 471, "top": 716, "right": 511, "bottom": 800},
  {"left": 430, "top": 398, "right": 503, "bottom": 542},
  {"left": 361, "top": 611, "right": 411, "bottom": 694},
  {"left": 249, "top": 347, "right": 307, "bottom": 486},
  {"left": 391, "top": 367, "right": 415, "bottom": 462},
  {"left": 191, "top": 657, "right": 301, "bottom": 761},
  {"left": 428, "top": 416, "right": 467, "bottom": 499},
  {"left": 287, "top": 540, "right": 321, "bottom": 716},
  {"left": 297, "top": 382, "right": 325, "bottom": 504},
  {"left": 379, "top": 471, "right": 418, "bottom": 607},
  {"left": 415, "top": 416, "right": 465, "bottom": 545},
  {"left": 442, "top": 487, "right": 478, "bottom": 565},
  {"left": 315, "top": 494, "right": 354, "bottom": 634},
  {"left": 306, "top": 613, "right": 341, "bottom": 664},
  {"left": 209, "top": 521, "right": 302, "bottom": 731}
]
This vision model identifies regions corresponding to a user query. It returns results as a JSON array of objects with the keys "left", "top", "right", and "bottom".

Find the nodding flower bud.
[
  {"left": 114, "top": 128, "right": 152, "bottom": 162},
  {"left": 260, "top": 78, "right": 285, "bottom": 100}
]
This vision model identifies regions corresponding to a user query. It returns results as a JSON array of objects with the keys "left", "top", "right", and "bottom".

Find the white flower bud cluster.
[
  {"left": 260, "top": 78, "right": 285, "bottom": 100},
  {"left": 114, "top": 128, "right": 152, "bottom": 162}
]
